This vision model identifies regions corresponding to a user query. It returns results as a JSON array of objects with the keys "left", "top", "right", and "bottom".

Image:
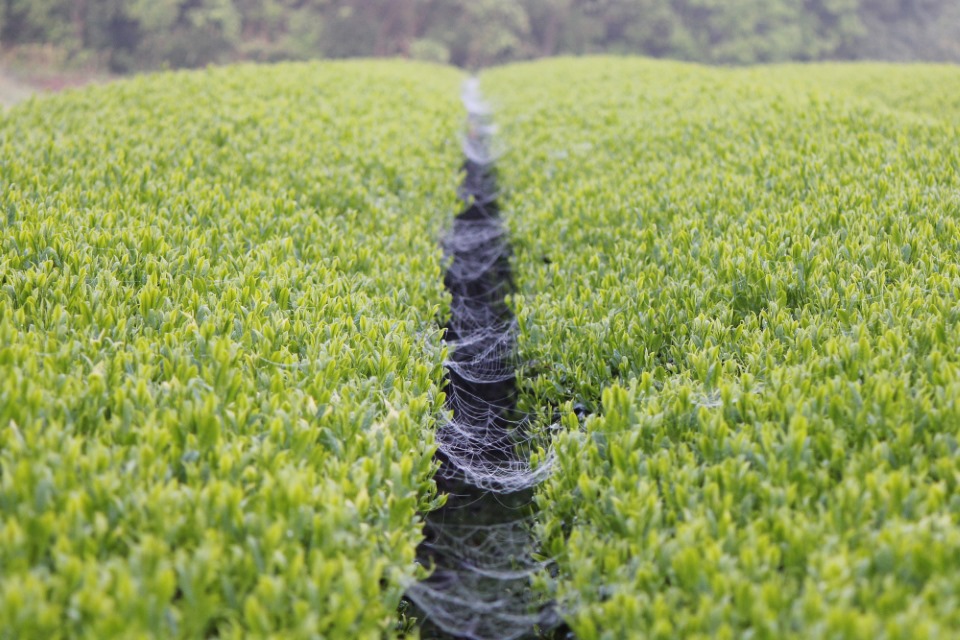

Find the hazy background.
[{"left": 1, "top": 0, "right": 958, "bottom": 101}]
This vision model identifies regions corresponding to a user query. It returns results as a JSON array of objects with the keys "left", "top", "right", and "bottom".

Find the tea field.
[
  {"left": 485, "top": 58, "right": 960, "bottom": 639},
  {"left": 2, "top": 56, "right": 960, "bottom": 639}
]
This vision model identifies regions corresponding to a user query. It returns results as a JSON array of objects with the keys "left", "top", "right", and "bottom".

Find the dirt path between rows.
[
  {"left": 0, "top": 66, "right": 112, "bottom": 109},
  {"left": 405, "top": 79, "right": 565, "bottom": 640},
  {"left": 0, "top": 69, "right": 36, "bottom": 107}
]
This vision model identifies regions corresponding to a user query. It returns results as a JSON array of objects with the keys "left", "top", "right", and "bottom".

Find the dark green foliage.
[{"left": 2, "top": 0, "right": 960, "bottom": 71}]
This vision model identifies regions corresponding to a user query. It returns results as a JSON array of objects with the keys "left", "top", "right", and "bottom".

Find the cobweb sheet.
[{"left": 406, "top": 79, "right": 562, "bottom": 640}]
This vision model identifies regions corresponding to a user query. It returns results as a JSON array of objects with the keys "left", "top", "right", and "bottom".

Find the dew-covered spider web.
[{"left": 403, "top": 80, "right": 565, "bottom": 640}]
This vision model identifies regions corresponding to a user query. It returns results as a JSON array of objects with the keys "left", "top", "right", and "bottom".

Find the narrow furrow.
[{"left": 404, "top": 81, "right": 563, "bottom": 640}]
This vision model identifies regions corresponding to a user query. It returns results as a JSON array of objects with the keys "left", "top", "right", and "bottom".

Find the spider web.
[{"left": 404, "top": 79, "right": 562, "bottom": 640}]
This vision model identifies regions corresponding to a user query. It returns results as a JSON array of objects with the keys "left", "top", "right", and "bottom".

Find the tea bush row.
[
  {"left": 0, "top": 61, "right": 462, "bottom": 639},
  {"left": 485, "top": 58, "right": 960, "bottom": 639}
]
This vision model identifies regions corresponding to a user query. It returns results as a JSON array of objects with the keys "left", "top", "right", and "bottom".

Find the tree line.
[{"left": 2, "top": 0, "right": 959, "bottom": 72}]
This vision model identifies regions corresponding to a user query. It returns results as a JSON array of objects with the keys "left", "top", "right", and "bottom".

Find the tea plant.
[
  {"left": 0, "top": 61, "right": 462, "bottom": 638},
  {"left": 486, "top": 58, "right": 960, "bottom": 639}
]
